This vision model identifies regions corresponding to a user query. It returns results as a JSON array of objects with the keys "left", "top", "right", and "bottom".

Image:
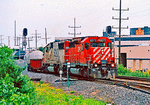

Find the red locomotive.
[{"left": 43, "top": 36, "right": 117, "bottom": 78}]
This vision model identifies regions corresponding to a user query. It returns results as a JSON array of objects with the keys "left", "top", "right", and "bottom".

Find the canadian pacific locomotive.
[{"left": 42, "top": 36, "right": 117, "bottom": 78}]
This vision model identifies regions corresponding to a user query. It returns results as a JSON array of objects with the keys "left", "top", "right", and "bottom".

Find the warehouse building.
[{"left": 103, "top": 26, "right": 150, "bottom": 71}]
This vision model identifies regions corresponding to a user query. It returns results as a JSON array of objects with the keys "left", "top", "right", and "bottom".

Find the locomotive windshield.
[
  {"left": 98, "top": 43, "right": 105, "bottom": 47},
  {"left": 90, "top": 43, "right": 105, "bottom": 47},
  {"left": 90, "top": 43, "right": 97, "bottom": 47}
]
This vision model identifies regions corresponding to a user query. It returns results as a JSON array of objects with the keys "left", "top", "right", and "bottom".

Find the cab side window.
[
  {"left": 46, "top": 47, "right": 49, "bottom": 52},
  {"left": 107, "top": 42, "right": 111, "bottom": 48},
  {"left": 85, "top": 43, "right": 89, "bottom": 50}
]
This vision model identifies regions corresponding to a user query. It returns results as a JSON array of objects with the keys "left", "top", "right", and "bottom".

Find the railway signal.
[
  {"left": 23, "top": 28, "right": 28, "bottom": 36},
  {"left": 106, "top": 26, "right": 111, "bottom": 34}
]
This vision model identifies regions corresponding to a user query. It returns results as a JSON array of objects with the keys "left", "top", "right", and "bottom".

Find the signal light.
[
  {"left": 106, "top": 26, "right": 111, "bottom": 34},
  {"left": 23, "top": 28, "right": 27, "bottom": 36}
]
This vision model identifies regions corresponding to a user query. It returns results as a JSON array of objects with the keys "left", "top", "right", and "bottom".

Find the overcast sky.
[{"left": 0, "top": 0, "right": 150, "bottom": 48}]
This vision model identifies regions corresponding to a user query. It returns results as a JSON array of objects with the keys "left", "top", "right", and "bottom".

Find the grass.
[{"left": 34, "top": 82, "right": 109, "bottom": 105}]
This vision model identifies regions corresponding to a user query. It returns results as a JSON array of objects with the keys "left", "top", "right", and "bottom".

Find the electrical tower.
[
  {"left": 32, "top": 30, "right": 41, "bottom": 50},
  {"left": 112, "top": 0, "right": 129, "bottom": 64},
  {"left": 68, "top": 18, "right": 81, "bottom": 38}
]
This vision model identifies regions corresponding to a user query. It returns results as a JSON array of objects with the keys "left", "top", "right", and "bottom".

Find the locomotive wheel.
[
  {"left": 83, "top": 68, "right": 88, "bottom": 77},
  {"left": 106, "top": 65, "right": 110, "bottom": 77},
  {"left": 44, "top": 66, "right": 49, "bottom": 73}
]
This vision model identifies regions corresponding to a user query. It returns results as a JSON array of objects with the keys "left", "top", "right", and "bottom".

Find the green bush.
[
  {"left": 117, "top": 64, "right": 128, "bottom": 75},
  {"left": 117, "top": 64, "right": 150, "bottom": 78},
  {"left": 0, "top": 46, "right": 36, "bottom": 105}
]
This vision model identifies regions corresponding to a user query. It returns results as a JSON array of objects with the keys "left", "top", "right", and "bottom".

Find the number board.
[
  {"left": 90, "top": 39, "right": 96, "bottom": 42},
  {"left": 99, "top": 39, "right": 106, "bottom": 42}
]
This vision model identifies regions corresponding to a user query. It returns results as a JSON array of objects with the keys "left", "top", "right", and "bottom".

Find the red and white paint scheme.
[
  {"left": 63, "top": 36, "right": 117, "bottom": 78},
  {"left": 38, "top": 36, "right": 117, "bottom": 78}
]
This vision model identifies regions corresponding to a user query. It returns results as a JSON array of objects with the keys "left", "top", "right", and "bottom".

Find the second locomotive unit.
[{"left": 43, "top": 36, "right": 117, "bottom": 78}]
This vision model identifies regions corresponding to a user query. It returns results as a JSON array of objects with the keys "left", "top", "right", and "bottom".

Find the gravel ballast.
[{"left": 25, "top": 71, "right": 150, "bottom": 105}]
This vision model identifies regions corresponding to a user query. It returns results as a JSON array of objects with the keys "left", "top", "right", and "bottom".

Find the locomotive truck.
[{"left": 43, "top": 36, "right": 117, "bottom": 78}]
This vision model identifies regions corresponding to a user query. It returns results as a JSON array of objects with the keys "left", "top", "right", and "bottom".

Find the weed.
[{"left": 70, "top": 91, "right": 75, "bottom": 94}]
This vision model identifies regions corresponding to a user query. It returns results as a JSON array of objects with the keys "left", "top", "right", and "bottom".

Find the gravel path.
[{"left": 25, "top": 71, "right": 150, "bottom": 105}]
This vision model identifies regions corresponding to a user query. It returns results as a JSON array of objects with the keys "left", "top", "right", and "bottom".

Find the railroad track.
[
  {"left": 63, "top": 74, "right": 150, "bottom": 94},
  {"left": 29, "top": 71, "right": 150, "bottom": 94},
  {"left": 95, "top": 76, "right": 150, "bottom": 94},
  {"left": 116, "top": 76, "right": 150, "bottom": 82}
]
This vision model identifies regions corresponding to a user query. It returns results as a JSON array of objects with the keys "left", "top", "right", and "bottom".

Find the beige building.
[{"left": 115, "top": 46, "right": 150, "bottom": 71}]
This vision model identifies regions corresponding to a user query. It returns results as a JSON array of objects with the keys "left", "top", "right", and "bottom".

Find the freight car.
[
  {"left": 27, "top": 50, "right": 45, "bottom": 72},
  {"left": 43, "top": 36, "right": 117, "bottom": 78}
]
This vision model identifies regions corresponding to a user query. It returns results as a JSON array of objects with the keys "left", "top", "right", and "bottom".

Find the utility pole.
[
  {"left": 45, "top": 28, "right": 47, "bottom": 44},
  {"left": 0, "top": 35, "right": 4, "bottom": 47},
  {"left": 40, "top": 28, "right": 51, "bottom": 45},
  {"left": 32, "top": 30, "right": 41, "bottom": 50},
  {"left": 68, "top": 18, "right": 81, "bottom": 38},
  {"left": 27, "top": 37, "right": 33, "bottom": 53},
  {"left": 112, "top": 0, "right": 129, "bottom": 64},
  {"left": 16, "top": 36, "right": 22, "bottom": 59},
  {"left": 7, "top": 36, "right": 11, "bottom": 47},
  {"left": 14, "top": 20, "right": 16, "bottom": 46}
]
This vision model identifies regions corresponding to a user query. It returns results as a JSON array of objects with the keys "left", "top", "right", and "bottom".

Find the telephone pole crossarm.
[
  {"left": 68, "top": 18, "right": 81, "bottom": 38},
  {"left": 112, "top": 17, "right": 129, "bottom": 20},
  {"left": 112, "top": 7, "right": 129, "bottom": 11},
  {"left": 112, "top": 26, "right": 128, "bottom": 29}
]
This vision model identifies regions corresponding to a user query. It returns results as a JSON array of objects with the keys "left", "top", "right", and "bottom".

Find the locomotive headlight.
[
  {"left": 111, "top": 63, "right": 115, "bottom": 68},
  {"left": 94, "top": 64, "right": 98, "bottom": 67}
]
